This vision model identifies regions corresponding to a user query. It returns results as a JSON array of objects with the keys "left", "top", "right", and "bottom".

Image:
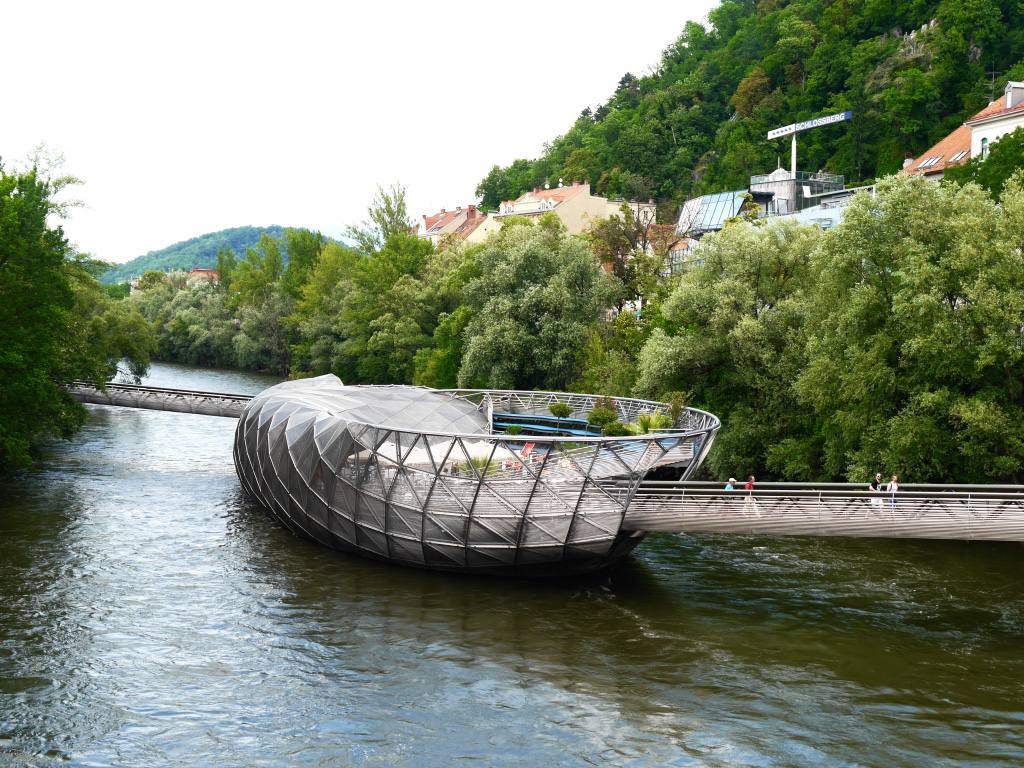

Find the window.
[
  {"left": 981, "top": 137, "right": 989, "bottom": 160},
  {"left": 919, "top": 156, "right": 943, "bottom": 169},
  {"left": 949, "top": 150, "right": 968, "bottom": 164}
]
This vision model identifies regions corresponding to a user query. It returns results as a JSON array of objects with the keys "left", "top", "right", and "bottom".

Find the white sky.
[{"left": 5, "top": 0, "right": 717, "bottom": 263}]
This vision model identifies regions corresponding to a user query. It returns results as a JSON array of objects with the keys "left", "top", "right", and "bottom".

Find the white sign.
[{"left": 767, "top": 111, "right": 852, "bottom": 140}]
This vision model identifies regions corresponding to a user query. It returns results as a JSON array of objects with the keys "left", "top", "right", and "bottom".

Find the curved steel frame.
[{"left": 232, "top": 378, "right": 721, "bottom": 575}]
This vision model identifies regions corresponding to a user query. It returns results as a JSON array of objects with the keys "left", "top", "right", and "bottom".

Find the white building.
[
  {"left": 903, "top": 81, "right": 1024, "bottom": 180},
  {"left": 967, "top": 81, "right": 1024, "bottom": 159}
]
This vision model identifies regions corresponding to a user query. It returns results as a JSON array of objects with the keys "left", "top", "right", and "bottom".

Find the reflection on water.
[{"left": 1, "top": 363, "right": 1022, "bottom": 766}]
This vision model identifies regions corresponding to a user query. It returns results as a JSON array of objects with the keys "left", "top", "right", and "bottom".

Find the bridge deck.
[
  {"left": 67, "top": 383, "right": 1024, "bottom": 543},
  {"left": 67, "top": 381, "right": 252, "bottom": 418},
  {"left": 619, "top": 482, "right": 1024, "bottom": 542}
]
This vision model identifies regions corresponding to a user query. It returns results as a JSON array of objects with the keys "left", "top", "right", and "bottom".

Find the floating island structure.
[{"left": 233, "top": 376, "right": 720, "bottom": 576}]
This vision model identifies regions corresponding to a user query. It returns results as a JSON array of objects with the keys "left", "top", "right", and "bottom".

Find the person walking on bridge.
[
  {"left": 869, "top": 472, "right": 884, "bottom": 508},
  {"left": 724, "top": 478, "right": 736, "bottom": 491},
  {"left": 887, "top": 474, "right": 900, "bottom": 509},
  {"left": 743, "top": 475, "right": 759, "bottom": 517}
]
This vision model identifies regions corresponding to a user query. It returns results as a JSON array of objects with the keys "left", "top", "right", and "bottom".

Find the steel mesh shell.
[{"left": 232, "top": 375, "right": 720, "bottom": 576}]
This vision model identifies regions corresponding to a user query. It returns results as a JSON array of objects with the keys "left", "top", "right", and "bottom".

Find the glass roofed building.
[
  {"left": 233, "top": 375, "right": 720, "bottom": 576},
  {"left": 676, "top": 190, "right": 750, "bottom": 237},
  {"left": 670, "top": 167, "right": 871, "bottom": 274}
]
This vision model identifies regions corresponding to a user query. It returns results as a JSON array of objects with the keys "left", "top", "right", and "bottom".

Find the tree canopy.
[
  {"left": 635, "top": 175, "right": 1024, "bottom": 483},
  {"left": 458, "top": 215, "right": 621, "bottom": 390},
  {"left": 0, "top": 164, "right": 154, "bottom": 469},
  {"left": 944, "top": 126, "right": 1024, "bottom": 198},
  {"left": 476, "top": 0, "right": 1024, "bottom": 214}
]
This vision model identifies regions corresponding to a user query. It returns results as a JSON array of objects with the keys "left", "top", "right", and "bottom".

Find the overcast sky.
[{"left": 6, "top": 0, "right": 717, "bottom": 263}]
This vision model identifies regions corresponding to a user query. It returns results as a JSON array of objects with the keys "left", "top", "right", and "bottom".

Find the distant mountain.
[{"left": 100, "top": 226, "right": 287, "bottom": 284}]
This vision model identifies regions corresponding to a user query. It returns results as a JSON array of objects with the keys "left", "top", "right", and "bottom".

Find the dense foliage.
[
  {"left": 636, "top": 174, "right": 1024, "bottom": 483},
  {"left": 100, "top": 225, "right": 287, "bottom": 284},
  {"left": 128, "top": 169, "right": 1024, "bottom": 484},
  {"left": 476, "top": 0, "right": 1024, "bottom": 213},
  {"left": 458, "top": 215, "right": 620, "bottom": 390},
  {"left": 0, "top": 164, "right": 154, "bottom": 469},
  {"left": 25, "top": 2, "right": 1024, "bottom": 482},
  {"left": 128, "top": 197, "right": 616, "bottom": 390}
]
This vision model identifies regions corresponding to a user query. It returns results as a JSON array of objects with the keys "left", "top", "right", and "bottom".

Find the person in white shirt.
[{"left": 887, "top": 474, "right": 900, "bottom": 509}]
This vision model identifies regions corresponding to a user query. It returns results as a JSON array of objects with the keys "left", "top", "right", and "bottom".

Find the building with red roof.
[
  {"left": 419, "top": 205, "right": 488, "bottom": 246},
  {"left": 188, "top": 267, "right": 219, "bottom": 282},
  {"left": 467, "top": 181, "right": 656, "bottom": 242},
  {"left": 903, "top": 81, "right": 1024, "bottom": 180}
]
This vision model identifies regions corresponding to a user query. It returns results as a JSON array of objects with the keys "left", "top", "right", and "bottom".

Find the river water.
[{"left": 1, "top": 363, "right": 1022, "bottom": 767}]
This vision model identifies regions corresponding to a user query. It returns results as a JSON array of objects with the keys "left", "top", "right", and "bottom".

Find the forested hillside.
[
  {"left": 477, "top": 0, "right": 1024, "bottom": 212},
  {"left": 101, "top": 226, "right": 286, "bottom": 283}
]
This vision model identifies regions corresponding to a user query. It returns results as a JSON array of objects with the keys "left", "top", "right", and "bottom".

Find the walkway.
[
  {"left": 67, "top": 382, "right": 1024, "bottom": 542},
  {"left": 67, "top": 381, "right": 252, "bottom": 418},
  {"left": 618, "top": 482, "right": 1024, "bottom": 542}
]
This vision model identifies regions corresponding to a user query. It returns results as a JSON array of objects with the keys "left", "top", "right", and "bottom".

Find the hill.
[
  {"left": 101, "top": 226, "right": 287, "bottom": 284},
  {"left": 476, "top": 0, "right": 1024, "bottom": 213}
]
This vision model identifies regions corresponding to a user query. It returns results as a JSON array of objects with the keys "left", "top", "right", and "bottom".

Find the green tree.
[
  {"left": 796, "top": 175, "right": 1024, "bottom": 482},
  {"left": 334, "top": 232, "right": 435, "bottom": 383},
  {"left": 230, "top": 233, "right": 284, "bottom": 308},
  {"left": 345, "top": 183, "right": 415, "bottom": 254},
  {"left": 137, "top": 270, "right": 168, "bottom": 291},
  {"left": 574, "top": 310, "right": 652, "bottom": 397},
  {"left": 216, "top": 247, "right": 236, "bottom": 293},
  {"left": 549, "top": 402, "right": 572, "bottom": 432},
  {"left": 289, "top": 242, "right": 360, "bottom": 375},
  {"left": 458, "top": 216, "right": 620, "bottom": 390},
  {"left": 0, "top": 164, "right": 153, "bottom": 468},
  {"left": 281, "top": 228, "right": 325, "bottom": 297},
  {"left": 634, "top": 218, "right": 821, "bottom": 480},
  {"left": 135, "top": 281, "right": 237, "bottom": 367},
  {"left": 413, "top": 305, "right": 473, "bottom": 388}
]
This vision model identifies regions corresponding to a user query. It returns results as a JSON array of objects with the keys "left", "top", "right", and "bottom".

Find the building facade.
[
  {"left": 903, "top": 81, "right": 1024, "bottom": 180},
  {"left": 419, "top": 205, "right": 489, "bottom": 246},
  {"left": 467, "top": 182, "right": 657, "bottom": 242}
]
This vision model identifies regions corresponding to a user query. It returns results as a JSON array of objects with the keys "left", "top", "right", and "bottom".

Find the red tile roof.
[
  {"left": 453, "top": 213, "right": 487, "bottom": 239},
  {"left": 421, "top": 206, "right": 487, "bottom": 240},
  {"left": 422, "top": 208, "right": 462, "bottom": 232},
  {"left": 902, "top": 93, "right": 1024, "bottom": 178},
  {"left": 902, "top": 124, "right": 972, "bottom": 177},
  {"left": 966, "top": 97, "right": 1024, "bottom": 125},
  {"left": 510, "top": 182, "right": 587, "bottom": 205}
]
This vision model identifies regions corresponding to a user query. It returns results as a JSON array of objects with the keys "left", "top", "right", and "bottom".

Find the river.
[{"left": 1, "top": 363, "right": 1022, "bottom": 766}]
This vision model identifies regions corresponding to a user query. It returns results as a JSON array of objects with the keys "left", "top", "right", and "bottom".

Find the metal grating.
[{"left": 232, "top": 375, "right": 720, "bottom": 575}]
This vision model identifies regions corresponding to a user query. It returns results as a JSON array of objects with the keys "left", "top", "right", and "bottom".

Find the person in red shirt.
[{"left": 744, "top": 475, "right": 755, "bottom": 491}]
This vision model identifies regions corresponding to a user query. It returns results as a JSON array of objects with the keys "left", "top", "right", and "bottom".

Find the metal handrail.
[{"left": 69, "top": 380, "right": 253, "bottom": 400}]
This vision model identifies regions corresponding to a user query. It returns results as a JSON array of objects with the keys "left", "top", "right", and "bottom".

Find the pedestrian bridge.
[
  {"left": 617, "top": 482, "right": 1024, "bottom": 542},
  {"left": 67, "top": 380, "right": 252, "bottom": 418},
  {"left": 69, "top": 382, "right": 1024, "bottom": 543}
]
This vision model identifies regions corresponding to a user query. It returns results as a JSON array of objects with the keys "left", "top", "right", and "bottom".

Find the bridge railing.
[
  {"left": 615, "top": 481, "right": 1024, "bottom": 541},
  {"left": 66, "top": 380, "right": 252, "bottom": 418}
]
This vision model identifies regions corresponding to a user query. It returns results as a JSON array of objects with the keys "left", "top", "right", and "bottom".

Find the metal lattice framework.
[
  {"left": 232, "top": 375, "right": 720, "bottom": 575},
  {"left": 67, "top": 380, "right": 251, "bottom": 418},
  {"left": 66, "top": 380, "right": 1024, "bottom": 566},
  {"left": 620, "top": 482, "right": 1024, "bottom": 541}
]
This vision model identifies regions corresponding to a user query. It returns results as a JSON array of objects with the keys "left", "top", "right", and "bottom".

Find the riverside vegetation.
[
  {"left": 9, "top": 172, "right": 1020, "bottom": 484},
  {"left": 6, "top": 0, "right": 1024, "bottom": 481}
]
